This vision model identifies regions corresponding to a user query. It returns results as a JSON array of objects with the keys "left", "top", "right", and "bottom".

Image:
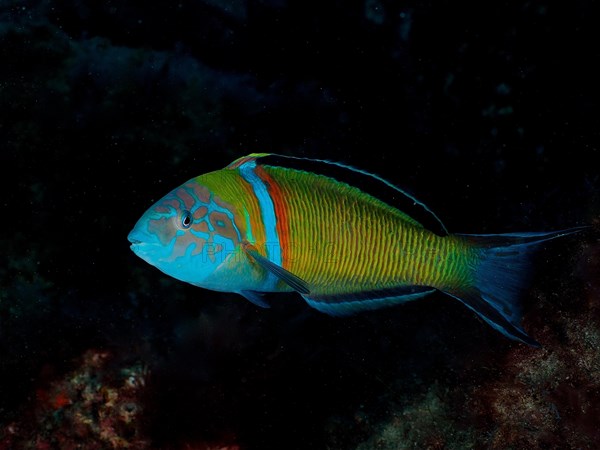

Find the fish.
[{"left": 128, "top": 153, "right": 585, "bottom": 346}]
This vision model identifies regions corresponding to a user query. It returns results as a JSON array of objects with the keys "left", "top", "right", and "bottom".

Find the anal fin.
[{"left": 303, "top": 285, "right": 435, "bottom": 316}]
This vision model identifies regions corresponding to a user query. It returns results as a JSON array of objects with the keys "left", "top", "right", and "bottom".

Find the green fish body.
[{"left": 128, "top": 153, "right": 583, "bottom": 346}]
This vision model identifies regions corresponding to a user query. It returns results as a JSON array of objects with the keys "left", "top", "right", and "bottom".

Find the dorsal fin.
[{"left": 228, "top": 153, "right": 448, "bottom": 236}]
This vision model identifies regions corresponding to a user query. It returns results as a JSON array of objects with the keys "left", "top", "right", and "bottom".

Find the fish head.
[{"left": 128, "top": 179, "right": 240, "bottom": 286}]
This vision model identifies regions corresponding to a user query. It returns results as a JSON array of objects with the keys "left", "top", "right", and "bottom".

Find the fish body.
[{"left": 128, "top": 153, "right": 583, "bottom": 346}]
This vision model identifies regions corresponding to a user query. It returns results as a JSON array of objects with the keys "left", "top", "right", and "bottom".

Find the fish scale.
[{"left": 265, "top": 167, "right": 415, "bottom": 293}]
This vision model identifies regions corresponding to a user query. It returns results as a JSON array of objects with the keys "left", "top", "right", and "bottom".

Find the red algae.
[
  {"left": 0, "top": 349, "right": 150, "bottom": 449},
  {"left": 0, "top": 347, "right": 245, "bottom": 450}
]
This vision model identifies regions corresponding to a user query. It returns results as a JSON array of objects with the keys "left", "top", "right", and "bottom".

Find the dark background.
[{"left": 1, "top": 1, "right": 598, "bottom": 449}]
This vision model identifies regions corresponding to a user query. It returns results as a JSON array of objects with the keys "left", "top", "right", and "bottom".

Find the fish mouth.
[{"left": 127, "top": 231, "right": 143, "bottom": 247}]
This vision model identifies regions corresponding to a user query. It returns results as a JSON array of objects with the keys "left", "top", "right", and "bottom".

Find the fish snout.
[{"left": 128, "top": 226, "right": 148, "bottom": 247}]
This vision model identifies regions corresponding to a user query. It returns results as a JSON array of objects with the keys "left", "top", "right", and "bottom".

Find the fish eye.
[{"left": 180, "top": 210, "right": 192, "bottom": 229}]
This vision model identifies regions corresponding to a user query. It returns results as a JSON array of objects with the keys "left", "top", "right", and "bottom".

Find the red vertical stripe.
[{"left": 254, "top": 166, "right": 290, "bottom": 269}]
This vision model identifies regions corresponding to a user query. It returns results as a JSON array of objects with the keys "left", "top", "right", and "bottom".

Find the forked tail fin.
[{"left": 445, "top": 227, "right": 587, "bottom": 346}]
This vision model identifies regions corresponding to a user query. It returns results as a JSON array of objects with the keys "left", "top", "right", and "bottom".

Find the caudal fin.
[{"left": 445, "top": 227, "right": 587, "bottom": 346}]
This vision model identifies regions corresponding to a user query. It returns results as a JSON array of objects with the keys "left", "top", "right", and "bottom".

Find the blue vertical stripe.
[{"left": 238, "top": 160, "right": 282, "bottom": 288}]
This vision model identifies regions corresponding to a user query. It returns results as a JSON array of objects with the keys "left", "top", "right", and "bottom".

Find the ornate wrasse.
[{"left": 128, "top": 153, "right": 584, "bottom": 346}]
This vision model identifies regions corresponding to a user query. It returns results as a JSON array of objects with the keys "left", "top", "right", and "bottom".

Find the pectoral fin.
[{"left": 242, "top": 242, "right": 310, "bottom": 295}]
